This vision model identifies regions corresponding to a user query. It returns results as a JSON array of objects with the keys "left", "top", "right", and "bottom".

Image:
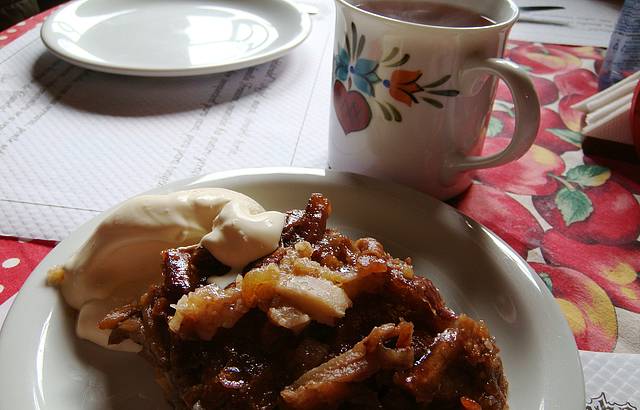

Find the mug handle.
[{"left": 446, "top": 58, "right": 540, "bottom": 175}]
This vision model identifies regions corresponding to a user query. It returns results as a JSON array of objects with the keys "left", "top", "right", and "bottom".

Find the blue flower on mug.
[
  {"left": 335, "top": 48, "right": 349, "bottom": 82},
  {"left": 350, "top": 58, "right": 381, "bottom": 96},
  {"left": 334, "top": 45, "right": 380, "bottom": 95}
]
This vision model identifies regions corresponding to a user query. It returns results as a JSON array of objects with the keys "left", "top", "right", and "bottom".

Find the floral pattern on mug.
[{"left": 333, "top": 22, "right": 460, "bottom": 134}]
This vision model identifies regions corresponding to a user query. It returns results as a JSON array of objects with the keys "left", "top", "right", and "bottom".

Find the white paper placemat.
[
  {"left": 0, "top": 0, "right": 333, "bottom": 240},
  {"left": 512, "top": 0, "right": 621, "bottom": 47},
  {"left": 582, "top": 351, "right": 640, "bottom": 409}
]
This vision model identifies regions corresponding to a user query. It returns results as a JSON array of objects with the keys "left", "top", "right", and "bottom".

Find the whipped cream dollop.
[{"left": 57, "top": 188, "right": 285, "bottom": 352}]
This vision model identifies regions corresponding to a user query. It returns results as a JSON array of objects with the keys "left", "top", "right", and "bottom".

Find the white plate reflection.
[{"left": 41, "top": 0, "right": 311, "bottom": 76}]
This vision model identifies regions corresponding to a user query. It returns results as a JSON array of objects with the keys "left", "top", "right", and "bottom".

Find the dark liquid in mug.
[{"left": 355, "top": 1, "right": 496, "bottom": 27}]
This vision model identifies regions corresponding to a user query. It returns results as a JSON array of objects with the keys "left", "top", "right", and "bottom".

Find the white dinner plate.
[
  {"left": 0, "top": 168, "right": 584, "bottom": 409},
  {"left": 40, "top": 0, "right": 312, "bottom": 76}
]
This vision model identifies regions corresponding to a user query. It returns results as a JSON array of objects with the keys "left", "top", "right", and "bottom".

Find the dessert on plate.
[{"left": 50, "top": 189, "right": 508, "bottom": 409}]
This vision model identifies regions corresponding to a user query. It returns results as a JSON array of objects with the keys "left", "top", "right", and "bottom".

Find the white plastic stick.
[
  {"left": 586, "top": 93, "right": 633, "bottom": 123},
  {"left": 572, "top": 70, "right": 640, "bottom": 111},
  {"left": 582, "top": 101, "right": 632, "bottom": 134}
]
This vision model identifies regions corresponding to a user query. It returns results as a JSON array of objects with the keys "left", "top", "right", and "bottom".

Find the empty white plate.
[{"left": 40, "top": 0, "right": 312, "bottom": 76}]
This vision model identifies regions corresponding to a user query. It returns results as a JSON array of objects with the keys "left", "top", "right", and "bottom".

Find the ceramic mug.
[{"left": 328, "top": 0, "right": 540, "bottom": 199}]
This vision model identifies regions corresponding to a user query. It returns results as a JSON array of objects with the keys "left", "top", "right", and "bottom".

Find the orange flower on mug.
[{"left": 384, "top": 70, "right": 423, "bottom": 106}]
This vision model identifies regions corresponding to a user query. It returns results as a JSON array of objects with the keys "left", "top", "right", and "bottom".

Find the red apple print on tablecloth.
[
  {"left": 457, "top": 184, "right": 543, "bottom": 257},
  {"left": 545, "top": 44, "right": 605, "bottom": 61},
  {"left": 510, "top": 44, "right": 581, "bottom": 75},
  {"left": 559, "top": 94, "right": 587, "bottom": 132},
  {"left": 533, "top": 166, "right": 640, "bottom": 245},
  {"left": 487, "top": 109, "right": 516, "bottom": 139},
  {"left": 536, "top": 108, "right": 582, "bottom": 153},
  {"left": 0, "top": 237, "right": 55, "bottom": 305},
  {"left": 490, "top": 106, "right": 581, "bottom": 153},
  {"left": 506, "top": 39, "right": 530, "bottom": 48},
  {"left": 474, "top": 138, "right": 565, "bottom": 195},
  {"left": 494, "top": 81, "right": 512, "bottom": 103},
  {"left": 594, "top": 58, "right": 604, "bottom": 76},
  {"left": 533, "top": 76, "right": 561, "bottom": 105},
  {"left": 611, "top": 172, "right": 640, "bottom": 196},
  {"left": 333, "top": 81, "right": 372, "bottom": 134},
  {"left": 530, "top": 262, "right": 617, "bottom": 352},
  {"left": 555, "top": 69, "right": 598, "bottom": 97},
  {"left": 541, "top": 230, "right": 640, "bottom": 313},
  {"left": 584, "top": 156, "right": 640, "bottom": 195},
  {"left": 495, "top": 76, "right": 559, "bottom": 106}
]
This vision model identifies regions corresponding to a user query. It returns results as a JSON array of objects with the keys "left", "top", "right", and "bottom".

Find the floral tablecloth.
[{"left": 0, "top": 13, "right": 638, "bottom": 357}]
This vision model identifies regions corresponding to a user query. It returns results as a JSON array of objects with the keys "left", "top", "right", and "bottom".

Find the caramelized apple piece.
[
  {"left": 169, "top": 279, "right": 248, "bottom": 340},
  {"left": 275, "top": 275, "right": 351, "bottom": 326},
  {"left": 281, "top": 321, "right": 414, "bottom": 409},
  {"left": 394, "top": 315, "right": 507, "bottom": 408},
  {"left": 267, "top": 304, "right": 311, "bottom": 332}
]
